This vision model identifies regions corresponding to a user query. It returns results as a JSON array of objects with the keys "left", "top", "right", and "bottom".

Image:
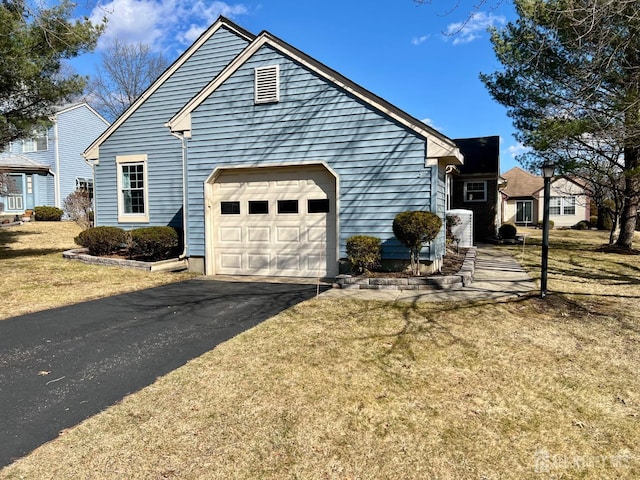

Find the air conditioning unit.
[{"left": 446, "top": 209, "right": 473, "bottom": 248}]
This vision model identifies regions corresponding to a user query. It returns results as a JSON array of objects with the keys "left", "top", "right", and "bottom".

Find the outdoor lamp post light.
[{"left": 540, "top": 161, "right": 556, "bottom": 298}]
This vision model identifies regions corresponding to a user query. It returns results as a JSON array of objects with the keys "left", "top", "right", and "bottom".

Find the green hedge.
[
  {"left": 499, "top": 223, "right": 517, "bottom": 239},
  {"left": 75, "top": 226, "right": 128, "bottom": 256},
  {"left": 34, "top": 206, "right": 64, "bottom": 221},
  {"left": 129, "top": 226, "right": 179, "bottom": 261}
]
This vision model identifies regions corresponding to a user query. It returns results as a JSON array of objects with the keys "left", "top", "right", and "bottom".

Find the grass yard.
[
  {"left": 0, "top": 222, "right": 194, "bottom": 320},
  {"left": 1, "top": 225, "right": 639, "bottom": 479}
]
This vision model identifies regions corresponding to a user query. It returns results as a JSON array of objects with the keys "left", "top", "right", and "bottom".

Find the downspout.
[
  {"left": 170, "top": 131, "right": 189, "bottom": 260},
  {"left": 53, "top": 119, "right": 61, "bottom": 208}
]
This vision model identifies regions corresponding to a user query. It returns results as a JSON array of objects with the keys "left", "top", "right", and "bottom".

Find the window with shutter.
[{"left": 254, "top": 65, "right": 280, "bottom": 104}]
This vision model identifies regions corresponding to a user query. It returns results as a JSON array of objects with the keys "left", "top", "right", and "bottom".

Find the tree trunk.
[{"left": 615, "top": 147, "right": 640, "bottom": 249}]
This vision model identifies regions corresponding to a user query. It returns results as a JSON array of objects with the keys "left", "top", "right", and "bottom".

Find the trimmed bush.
[
  {"left": 75, "top": 226, "right": 128, "bottom": 256},
  {"left": 590, "top": 216, "right": 598, "bottom": 227},
  {"left": 499, "top": 223, "right": 517, "bottom": 239},
  {"left": 393, "top": 210, "right": 442, "bottom": 275},
  {"left": 536, "top": 220, "right": 555, "bottom": 229},
  {"left": 573, "top": 220, "right": 590, "bottom": 230},
  {"left": 34, "top": 206, "right": 64, "bottom": 221},
  {"left": 346, "top": 235, "right": 381, "bottom": 274},
  {"left": 129, "top": 226, "right": 179, "bottom": 261}
]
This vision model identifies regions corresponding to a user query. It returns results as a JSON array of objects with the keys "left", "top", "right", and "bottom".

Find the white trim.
[
  {"left": 203, "top": 160, "right": 339, "bottom": 276},
  {"left": 116, "top": 154, "right": 149, "bottom": 223},
  {"left": 167, "top": 33, "right": 462, "bottom": 164},
  {"left": 83, "top": 17, "right": 254, "bottom": 161}
]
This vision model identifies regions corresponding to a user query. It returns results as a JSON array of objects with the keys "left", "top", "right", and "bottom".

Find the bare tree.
[{"left": 88, "top": 40, "right": 170, "bottom": 122}]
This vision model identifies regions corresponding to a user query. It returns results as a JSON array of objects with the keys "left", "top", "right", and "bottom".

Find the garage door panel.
[
  {"left": 276, "top": 226, "right": 300, "bottom": 243},
  {"left": 219, "top": 226, "right": 242, "bottom": 242},
  {"left": 211, "top": 165, "right": 336, "bottom": 277},
  {"left": 248, "top": 227, "right": 270, "bottom": 242}
]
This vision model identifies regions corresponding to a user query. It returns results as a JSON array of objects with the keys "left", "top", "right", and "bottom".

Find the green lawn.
[{"left": 1, "top": 225, "right": 639, "bottom": 479}]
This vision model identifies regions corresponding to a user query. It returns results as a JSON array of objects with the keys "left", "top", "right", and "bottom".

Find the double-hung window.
[
  {"left": 549, "top": 197, "right": 576, "bottom": 216},
  {"left": 116, "top": 154, "right": 148, "bottom": 222},
  {"left": 23, "top": 128, "right": 48, "bottom": 153},
  {"left": 464, "top": 181, "right": 487, "bottom": 202}
]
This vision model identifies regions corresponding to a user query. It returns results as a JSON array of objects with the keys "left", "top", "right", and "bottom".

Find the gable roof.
[
  {"left": 54, "top": 102, "right": 110, "bottom": 126},
  {"left": 501, "top": 167, "right": 543, "bottom": 198},
  {"left": 453, "top": 136, "right": 499, "bottom": 175},
  {"left": 167, "top": 27, "right": 463, "bottom": 164},
  {"left": 0, "top": 153, "right": 51, "bottom": 173},
  {"left": 83, "top": 17, "right": 255, "bottom": 160}
]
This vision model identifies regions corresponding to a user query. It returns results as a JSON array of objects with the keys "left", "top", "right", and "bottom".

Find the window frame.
[
  {"left": 254, "top": 65, "right": 280, "bottom": 104},
  {"left": 116, "top": 154, "right": 149, "bottom": 223},
  {"left": 23, "top": 128, "right": 48, "bottom": 153},
  {"left": 463, "top": 181, "right": 487, "bottom": 202},
  {"left": 515, "top": 200, "right": 533, "bottom": 224}
]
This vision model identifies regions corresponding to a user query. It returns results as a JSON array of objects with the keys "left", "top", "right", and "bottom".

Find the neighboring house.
[
  {"left": 501, "top": 167, "right": 590, "bottom": 228},
  {"left": 0, "top": 103, "right": 109, "bottom": 216},
  {"left": 83, "top": 16, "right": 468, "bottom": 278},
  {"left": 449, "top": 136, "right": 502, "bottom": 240}
]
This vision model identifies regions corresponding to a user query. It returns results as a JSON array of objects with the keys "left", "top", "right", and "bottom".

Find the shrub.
[
  {"left": 346, "top": 235, "right": 381, "bottom": 274},
  {"left": 498, "top": 223, "right": 517, "bottom": 239},
  {"left": 573, "top": 220, "right": 590, "bottom": 230},
  {"left": 392, "top": 210, "right": 442, "bottom": 276},
  {"left": 446, "top": 214, "right": 462, "bottom": 244},
  {"left": 63, "top": 190, "right": 93, "bottom": 230},
  {"left": 129, "top": 226, "right": 179, "bottom": 261},
  {"left": 34, "top": 206, "right": 64, "bottom": 221},
  {"left": 75, "top": 226, "right": 128, "bottom": 256},
  {"left": 590, "top": 216, "right": 598, "bottom": 227},
  {"left": 536, "top": 220, "right": 554, "bottom": 229}
]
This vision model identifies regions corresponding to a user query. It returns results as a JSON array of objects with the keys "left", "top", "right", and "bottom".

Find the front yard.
[{"left": 1, "top": 223, "right": 639, "bottom": 478}]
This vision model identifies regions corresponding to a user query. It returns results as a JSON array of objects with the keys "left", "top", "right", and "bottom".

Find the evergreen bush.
[
  {"left": 34, "top": 206, "right": 64, "bottom": 221},
  {"left": 392, "top": 210, "right": 442, "bottom": 275},
  {"left": 346, "top": 235, "right": 381, "bottom": 274},
  {"left": 499, "top": 223, "right": 517, "bottom": 239},
  {"left": 75, "top": 226, "right": 128, "bottom": 256},
  {"left": 129, "top": 226, "right": 179, "bottom": 261}
]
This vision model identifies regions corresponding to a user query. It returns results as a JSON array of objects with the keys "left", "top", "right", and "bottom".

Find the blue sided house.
[
  {"left": 1, "top": 103, "right": 109, "bottom": 216},
  {"left": 83, "top": 17, "right": 467, "bottom": 278}
]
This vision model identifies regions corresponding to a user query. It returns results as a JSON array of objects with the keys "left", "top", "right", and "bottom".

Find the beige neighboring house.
[{"left": 501, "top": 167, "right": 590, "bottom": 228}]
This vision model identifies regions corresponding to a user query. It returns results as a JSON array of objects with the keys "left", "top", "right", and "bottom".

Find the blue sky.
[{"left": 71, "top": 0, "right": 525, "bottom": 173}]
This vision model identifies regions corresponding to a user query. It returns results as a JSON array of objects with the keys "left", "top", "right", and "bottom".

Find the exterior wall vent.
[{"left": 254, "top": 65, "right": 280, "bottom": 104}]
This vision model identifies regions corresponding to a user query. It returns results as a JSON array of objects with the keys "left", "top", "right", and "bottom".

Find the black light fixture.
[{"left": 540, "top": 161, "right": 556, "bottom": 298}]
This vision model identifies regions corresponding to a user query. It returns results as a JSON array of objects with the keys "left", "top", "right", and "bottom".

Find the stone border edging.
[
  {"left": 335, "top": 247, "right": 477, "bottom": 290},
  {"left": 63, "top": 248, "right": 188, "bottom": 272}
]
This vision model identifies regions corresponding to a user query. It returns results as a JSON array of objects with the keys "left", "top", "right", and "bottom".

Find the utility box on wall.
[{"left": 446, "top": 209, "right": 474, "bottom": 248}]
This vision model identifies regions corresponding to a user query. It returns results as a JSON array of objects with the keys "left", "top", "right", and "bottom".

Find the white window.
[
  {"left": 464, "top": 181, "right": 487, "bottom": 202},
  {"left": 23, "top": 128, "right": 48, "bottom": 153},
  {"left": 116, "top": 154, "right": 148, "bottom": 223},
  {"left": 76, "top": 177, "right": 94, "bottom": 198},
  {"left": 255, "top": 65, "right": 280, "bottom": 104},
  {"left": 549, "top": 197, "right": 576, "bottom": 216}
]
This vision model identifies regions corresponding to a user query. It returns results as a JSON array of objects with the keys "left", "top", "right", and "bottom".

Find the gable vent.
[{"left": 255, "top": 65, "right": 280, "bottom": 104}]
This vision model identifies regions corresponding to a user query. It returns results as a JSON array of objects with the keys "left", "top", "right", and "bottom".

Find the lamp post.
[{"left": 540, "top": 161, "right": 556, "bottom": 298}]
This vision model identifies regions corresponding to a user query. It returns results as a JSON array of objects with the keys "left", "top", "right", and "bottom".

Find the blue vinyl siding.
[
  {"left": 55, "top": 106, "right": 107, "bottom": 206},
  {"left": 185, "top": 45, "right": 441, "bottom": 260},
  {"left": 95, "top": 26, "right": 250, "bottom": 230}
]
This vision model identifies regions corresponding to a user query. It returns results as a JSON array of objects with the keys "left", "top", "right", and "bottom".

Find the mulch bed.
[
  {"left": 361, "top": 247, "right": 468, "bottom": 278},
  {"left": 595, "top": 244, "right": 640, "bottom": 255}
]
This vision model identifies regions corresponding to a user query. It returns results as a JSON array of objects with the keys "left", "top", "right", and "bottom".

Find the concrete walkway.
[{"left": 320, "top": 244, "right": 537, "bottom": 302}]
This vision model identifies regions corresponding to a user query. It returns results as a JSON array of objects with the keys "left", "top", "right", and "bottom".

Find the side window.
[
  {"left": 116, "top": 154, "right": 148, "bottom": 223},
  {"left": 464, "top": 181, "right": 487, "bottom": 202}
]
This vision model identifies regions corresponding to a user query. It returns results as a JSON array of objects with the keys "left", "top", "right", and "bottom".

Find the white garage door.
[{"left": 211, "top": 165, "right": 337, "bottom": 277}]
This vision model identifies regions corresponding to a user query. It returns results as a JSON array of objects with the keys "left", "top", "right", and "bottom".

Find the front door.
[{"left": 516, "top": 200, "right": 533, "bottom": 224}]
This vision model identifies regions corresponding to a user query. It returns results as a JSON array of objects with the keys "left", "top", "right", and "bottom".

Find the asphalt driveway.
[{"left": 0, "top": 279, "right": 324, "bottom": 468}]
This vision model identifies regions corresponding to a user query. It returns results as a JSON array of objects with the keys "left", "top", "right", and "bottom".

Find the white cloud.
[
  {"left": 506, "top": 142, "right": 529, "bottom": 158},
  {"left": 411, "top": 34, "right": 430, "bottom": 46},
  {"left": 444, "top": 11, "right": 505, "bottom": 45},
  {"left": 90, "top": 0, "right": 248, "bottom": 51},
  {"left": 421, "top": 117, "right": 443, "bottom": 132}
]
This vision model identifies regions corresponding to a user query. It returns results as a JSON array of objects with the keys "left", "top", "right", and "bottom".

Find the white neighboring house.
[
  {"left": 501, "top": 167, "right": 590, "bottom": 228},
  {"left": 0, "top": 103, "right": 109, "bottom": 217}
]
